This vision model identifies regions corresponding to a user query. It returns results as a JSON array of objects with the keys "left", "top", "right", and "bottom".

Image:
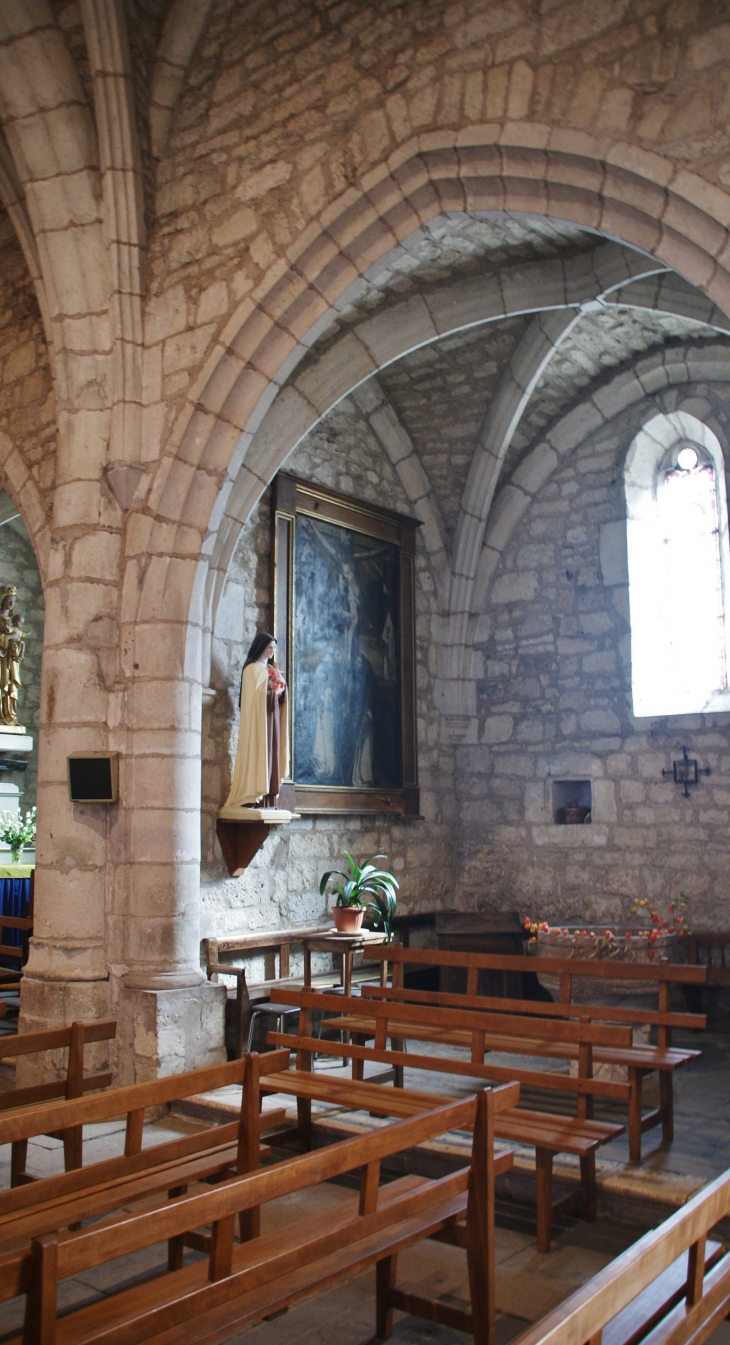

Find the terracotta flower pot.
[{"left": 332, "top": 905, "right": 365, "bottom": 934}]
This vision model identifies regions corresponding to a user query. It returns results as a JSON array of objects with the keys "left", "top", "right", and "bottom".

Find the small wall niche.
[{"left": 552, "top": 779, "right": 592, "bottom": 824}]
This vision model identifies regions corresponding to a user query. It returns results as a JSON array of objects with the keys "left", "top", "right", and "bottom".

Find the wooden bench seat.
[
  {"left": 510, "top": 1166, "right": 730, "bottom": 1345},
  {"left": 5, "top": 1087, "right": 516, "bottom": 1345},
  {"left": 322, "top": 1007, "right": 697, "bottom": 1163},
  {"left": 363, "top": 944, "right": 706, "bottom": 1160},
  {"left": 266, "top": 987, "right": 626, "bottom": 1251}
]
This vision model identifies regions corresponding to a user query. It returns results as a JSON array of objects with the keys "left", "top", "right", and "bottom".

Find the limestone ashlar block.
[
  {"left": 127, "top": 754, "right": 202, "bottom": 813},
  {"left": 23, "top": 936, "right": 109, "bottom": 982},
  {"left": 127, "top": 678, "right": 196, "bottom": 732},
  {"left": 125, "top": 909, "right": 200, "bottom": 973},
  {"left": 68, "top": 530, "right": 122, "bottom": 581},
  {"left": 44, "top": 573, "right": 117, "bottom": 634},
  {"left": 425, "top": 269, "right": 504, "bottom": 335},
  {"left": 484, "top": 484, "right": 530, "bottom": 553},
  {"left": 132, "top": 624, "right": 188, "bottom": 682},
  {"left": 357, "top": 293, "right": 438, "bottom": 369},
  {"left": 532, "top": 824, "right": 609, "bottom": 847},
  {"left": 512, "top": 443, "right": 558, "bottom": 495},
  {"left": 501, "top": 257, "right": 567, "bottom": 317},
  {"left": 130, "top": 807, "right": 201, "bottom": 866},
  {"left": 128, "top": 860, "right": 201, "bottom": 920},
  {"left": 294, "top": 331, "right": 377, "bottom": 415}
]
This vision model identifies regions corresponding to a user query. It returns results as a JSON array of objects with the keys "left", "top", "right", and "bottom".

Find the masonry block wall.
[
  {"left": 200, "top": 395, "right": 455, "bottom": 954},
  {"left": 2, "top": 0, "right": 730, "bottom": 1078},
  {"left": 459, "top": 372, "right": 730, "bottom": 929}
]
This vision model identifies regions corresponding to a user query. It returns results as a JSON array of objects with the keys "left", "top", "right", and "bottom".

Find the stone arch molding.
[
  {"left": 130, "top": 130, "right": 730, "bottom": 700},
  {"left": 198, "top": 245, "right": 730, "bottom": 701},
  {"left": 476, "top": 343, "right": 730, "bottom": 617}
]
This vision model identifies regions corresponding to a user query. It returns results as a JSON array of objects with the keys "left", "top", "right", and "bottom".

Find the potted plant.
[
  {"left": 320, "top": 852, "right": 399, "bottom": 937},
  {"left": 0, "top": 806, "right": 37, "bottom": 864}
]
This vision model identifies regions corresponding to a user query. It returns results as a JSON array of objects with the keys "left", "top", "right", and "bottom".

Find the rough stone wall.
[
  {"left": 0, "top": 210, "right": 55, "bottom": 511},
  {"left": 460, "top": 375, "right": 730, "bottom": 930},
  {"left": 200, "top": 395, "right": 454, "bottom": 955},
  {"left": 0, "top": 510, "right": 43, "bottom": 809}
]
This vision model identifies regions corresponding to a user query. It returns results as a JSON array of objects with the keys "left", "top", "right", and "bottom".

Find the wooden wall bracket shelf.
[{"left": 216, "top": 814, "right": 297, "bottom": 877}]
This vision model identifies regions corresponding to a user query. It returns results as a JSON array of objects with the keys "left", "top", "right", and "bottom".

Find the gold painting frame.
[{"left": 272, "top": 473, "right": 420, "bottom": 817}]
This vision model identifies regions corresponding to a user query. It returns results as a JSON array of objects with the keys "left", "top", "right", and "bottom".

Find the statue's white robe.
[{"left": 224, "top": 662, "right": 289, "bottom": 807}]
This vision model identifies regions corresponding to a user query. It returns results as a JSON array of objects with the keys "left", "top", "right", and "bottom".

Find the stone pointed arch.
[
  {"left": 478, "top": 342, "right": 730, "bottom": 614},
  {"left": 137, "top": 131, "right": 730, "bottom": 679}
]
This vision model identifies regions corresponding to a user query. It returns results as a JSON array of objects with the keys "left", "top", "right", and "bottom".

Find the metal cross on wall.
[{"left": 661, "top": 745, "right": 711, "bottom": 799}]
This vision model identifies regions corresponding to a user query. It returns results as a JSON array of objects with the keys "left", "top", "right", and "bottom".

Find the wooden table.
[{"left": 302, "top": 929, "right": 389, "bottom": 996}]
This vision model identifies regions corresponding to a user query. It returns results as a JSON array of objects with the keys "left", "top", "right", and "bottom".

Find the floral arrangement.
[
  {"left": 0, "top": 806, "right": 36, "bottom": 863},
  {"left": 267, "top": 663, "right": 286, "bottom": 696},
  {"left": 523, "top": 895, "right": 690, "bottom": 961}
]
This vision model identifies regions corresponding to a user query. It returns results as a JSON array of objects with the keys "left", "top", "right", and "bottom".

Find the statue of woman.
[
  {"left": 0, "top": 587, "right": 24, "bottom": 727},
  {"left": 223, "top": 632, "right": 289, "bottom": 810}
]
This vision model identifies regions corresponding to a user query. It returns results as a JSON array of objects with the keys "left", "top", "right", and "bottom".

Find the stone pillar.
[
  {"left": 114, "top": 672, "right": 226, "bottom": 1083},
  {"left": 20, "top": 608, "right": 226, "bottom": 1082}
]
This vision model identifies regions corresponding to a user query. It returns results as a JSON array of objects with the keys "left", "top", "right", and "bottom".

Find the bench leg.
[
  {"left": 376, "top": 1254, "right": 398, "bottom": 1338},
  {"left": 297, "top": 1095, "right": 312, "bottom": 1153},
  {"left": 63, "top": 1125, "right": 83, "bottom": 1173},
  {"left": 535, "top": 1148, "right": 553, "bottom": 1254},
  {"left": 579, "top": 1153, "right": 596, "bottom": 1223},
  {"left": 659, "top": 1071, "right": 674, "bottom": 1142},
  {"left": 391, "top": 1038, "right": 404, "bottom": 1089},
  {"left": 168, "top": 1185, "right": 187, "bottom": 1270},
  {"left": 352, "top": 1036, "right": 365, "bottom": 1082},
  {"left": 628, "top": 1069, "right": 643, "bottom": 1163},
  {"left": 10, "top": 1138, "right": 27, "bottom": 1187}
]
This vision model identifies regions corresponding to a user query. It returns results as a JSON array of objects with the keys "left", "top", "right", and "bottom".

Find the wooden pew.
[
  {"left": 3, "top": 1087, "right": 516, "bottom": 1345},
  {"left": 0, "top": 1020, "right": 116, "bottom": 1184},
  {"left": 204, "top": 926, "right": 382, "bottom": 1058},
  {"left": 268, "top": 986, "right": 627, "bottom": 1251},
  {"left": 0, "top": 1052, "right": 291, "bottom": 1256},
  {"left": 510, "top": 1164, "right": 730, "bottom": 1345},
  {"left": 363, "top": 944, "right": 705, "bottom": 1161},
  {"left": 0, "top": 910, "right": 33, "bottom": 1015}
]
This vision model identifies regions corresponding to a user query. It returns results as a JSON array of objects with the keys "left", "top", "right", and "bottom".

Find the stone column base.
[
  {"left": 18, "top": 974, "right": 112, "bottom": 1087},
  {"left": 114, "top": 980, "right": 227, "bottom": 1085}
]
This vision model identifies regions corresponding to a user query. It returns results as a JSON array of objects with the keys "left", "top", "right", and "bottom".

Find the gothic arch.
[{"left": 132, "top": 132, "right": 730, "bottom": 692}]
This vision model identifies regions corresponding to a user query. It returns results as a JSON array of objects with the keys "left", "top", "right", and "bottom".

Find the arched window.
[{"left": 625, "top": 411, "right": 730, "bottom": 717}]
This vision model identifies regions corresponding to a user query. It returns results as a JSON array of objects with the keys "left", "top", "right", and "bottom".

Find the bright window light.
[{"left": 627, "top": 420, "right": 729, "bottom": 717}]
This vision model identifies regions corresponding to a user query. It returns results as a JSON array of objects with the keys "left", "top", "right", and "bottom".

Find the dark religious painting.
[
  {"left": 272, "top": 474, "right": 420, "bottom": 816},
  {"left": 293, "top": 515, "right": 399, "bottom": 788}
]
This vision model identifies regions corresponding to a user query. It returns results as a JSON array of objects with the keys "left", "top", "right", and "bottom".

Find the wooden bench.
[
  {"left": 268, "top": 986, "right": 627, "bottom": 1251},
  {"left": 0, "top": 910, "right": 33, "bottom": 1015},
  {"left": 0, "top": 1052, "right": 290, "bottom": 1256},
  {"left": 510, "top": 1163, "right": 730, "bottom": 1345},
  {"left": 0, "top": 1021, "right": 117, "bottom": 1184},
  {"left": 5, "top": 1087, "right": 516, "bottom": 1345},
  {"left": 204, "top": 927, "right": 384, "bottom": 1057},
  {"left": 364, "top": 944, "right": 705, "bottom": 1161}
]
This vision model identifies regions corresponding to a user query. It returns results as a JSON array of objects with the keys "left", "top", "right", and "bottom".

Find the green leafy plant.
[
  {"left": 319, "top": 852, "right": 399, "bottom": 942},
  {"left": 0, "top": 806, "right": 36, "bottom": 863}
]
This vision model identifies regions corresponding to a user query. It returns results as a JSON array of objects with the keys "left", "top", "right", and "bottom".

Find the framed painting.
[{"left": 272, "top": 473, "right": 420, "bottom": 816}]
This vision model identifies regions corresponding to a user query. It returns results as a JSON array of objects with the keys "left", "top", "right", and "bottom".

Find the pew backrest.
[
  {"left": 360, "top": 981, "right": 706, "bottom": 1033},
  {"left": 0, "top": 1020, "right": 117, "bottom": 1115},
  {"left": 509, "top": 1166, "right": 730, "bottom": 1345},
  {"left": 17, "top": 1085, "right": 518, "bottom": 1345},
  {"left": 0, "top": 1048, "right": 290, "bottom": 1158},
  {"left": 271, "top": 986, "right": 632, "bottom": 1103}
]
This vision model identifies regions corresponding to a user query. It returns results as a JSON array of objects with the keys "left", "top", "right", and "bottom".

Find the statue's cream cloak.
[{"left": 224, "top": 662, "right": 289, "bottom": 807}]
